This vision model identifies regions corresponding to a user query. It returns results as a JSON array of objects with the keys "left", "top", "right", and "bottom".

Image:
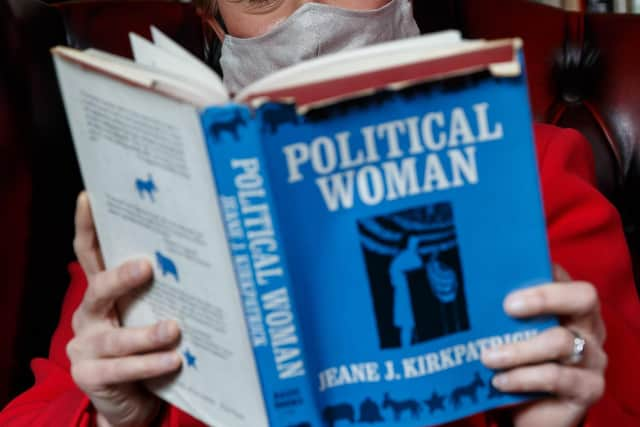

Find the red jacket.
[{"left": 2, "top": 124, "right": 640, "bottom": 427}]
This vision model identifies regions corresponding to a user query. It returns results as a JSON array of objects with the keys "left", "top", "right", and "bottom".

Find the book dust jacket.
[{"left": 204, "top": 60, "right": 556, "bottom": 427}]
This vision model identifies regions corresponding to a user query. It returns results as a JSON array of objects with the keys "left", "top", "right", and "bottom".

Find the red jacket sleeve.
[
  {"left": 0, "top": 263, "right": 203, "bottom": 427},
  {"left": 0, "top": 263, "right": 93, "bottom": 426},
  {"left": 535, "top": 124, "right": 640, "bottom": 426}
]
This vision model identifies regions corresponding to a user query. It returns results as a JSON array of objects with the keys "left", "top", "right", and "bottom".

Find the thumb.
[
  {"left": 74, "top": 191, "right": 105, "bottom": 276},
  {"left": 552, "top": 264, "right": 572, "bottom": 282}
]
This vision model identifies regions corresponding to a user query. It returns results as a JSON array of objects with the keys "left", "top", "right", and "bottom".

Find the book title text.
[{"left": 282, "top": 102, "right": 504, "bottom": 212}]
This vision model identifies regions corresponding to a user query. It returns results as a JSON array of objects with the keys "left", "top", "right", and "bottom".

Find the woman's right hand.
[{"left": 67, "top": 192, "right": 182, "bottom": 427}]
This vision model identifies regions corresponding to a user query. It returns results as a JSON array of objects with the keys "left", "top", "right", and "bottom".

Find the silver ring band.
[{"left": 565, "top": 329, "right": 586, "bottom": 365}]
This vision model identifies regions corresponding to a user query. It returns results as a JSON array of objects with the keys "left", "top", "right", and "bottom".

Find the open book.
[{"left": 52, "top": 29, "right": 554, "bottom": 427}]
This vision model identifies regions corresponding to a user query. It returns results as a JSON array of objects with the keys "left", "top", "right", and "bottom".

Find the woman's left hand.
[{"left": 481, "top": 265, "right": 607, "bottom": 427}]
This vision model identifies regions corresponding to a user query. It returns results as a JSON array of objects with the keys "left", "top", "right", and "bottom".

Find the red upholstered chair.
[
  {"left": 0, "top": 8, "right": 32, "bottom": 406},
  {"left": 0, "top": 0, "right": 204, "bottom": 406},
  {"left": 55, "top": 0, "right": 203, "bottom": 59},
  {"left": 415, "top": 0, "right": 640, "bottom": 289},
  {"left": 0, "top": 0, "right": 62, "bottom": 407}
]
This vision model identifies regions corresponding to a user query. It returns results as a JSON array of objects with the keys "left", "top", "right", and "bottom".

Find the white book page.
[
  {"left": 129, "top": 32, "right": 228, "bottom": 102},
  {"left": 150, "top": 26, "right": 229, "bottom": 100},
  {"left": 53, "top": 54, "right": 268, "bottom": 427},
  {"left": 235, "top": 30, "right": 471, "bottom": 101},
  {"left": 54, "top": 47, "right": 221, "bottom": 109}
]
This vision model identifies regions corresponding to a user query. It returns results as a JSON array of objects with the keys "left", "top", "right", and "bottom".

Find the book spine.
[{"left": 201, "top": 105, "right": 320, "bottom": 427}]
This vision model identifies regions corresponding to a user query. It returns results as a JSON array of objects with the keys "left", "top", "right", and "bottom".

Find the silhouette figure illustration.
[
  {"left": 389, "top": 235, "right": 422, "bottom": 346},
  {"left": 156, "top": 251, "right": 179, "bottom": 282},
  {"left": 382, "top": 393, "right": 422, "bottom": 421},
  {"left": 426, "top": 251, "right": 461, "bottom": 334},
  {"left": 261, "top": 104, "right": 299, "bottom": 134},
  {"left": 210, "top": 110, "right": 247, "bottom": 141},
  {"left": 358, "top": 203, "right": 470, "bottom": 348},
  {"left": 322, "top": 403, "right": 355, "bottom": 427},
  {"left": 135, "top": 174, "right": 157, "bottom": 202},
  {"left": 450, "top": 372, "right": 485, "bottom": 409},
  {"left": 426, "top": 252, "right": 459, "bottom": 304},
  {"left": 183, "top": 349, "right": 197, "bottom": 368}
]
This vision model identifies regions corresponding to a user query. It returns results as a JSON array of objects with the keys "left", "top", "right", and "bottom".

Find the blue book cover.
[{"left": 203, "top": 47, "right": 556, "bottom": 427}]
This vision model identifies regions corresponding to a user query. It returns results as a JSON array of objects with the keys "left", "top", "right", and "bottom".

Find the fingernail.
[
  {"left": 156, "top": 321, "right": 173, "bottom": 342},
  {"left": 130, "top": 261, "right": 149, "bottom": 281},
  {"left": 128, "top": 262, "right": 142, "bottom": 280},
  {"left": 483, "top": 348, "right": 509, "bottom": 364},
  {"left": 492, "top": 375, "right": 508, "bottom": 389},
  {"left": 505, "top": 295, "right": 528, "bottom": 315},
  {"left": 164, "top": 353, "right": 180, "bottom": 368}
]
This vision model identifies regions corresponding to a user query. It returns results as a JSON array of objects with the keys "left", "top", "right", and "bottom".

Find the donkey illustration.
[
  {"left": 450, "top": 372, "right": 485, "bottom": 409},
  {"left": 322, "top": 403, "right": 355, "bottom": 427},
  {"left": 382, "top": 393, "right": 422, "bottom": 421},
  {"left": 156, "top": 251, "right": 179, "bottom": 282},
  {"left": 135, "top": 174, "right": 157, "bottom": 202},
  {"left": 210, "top": 110, "right": 247, "bottom": 141},
  {"left": 261, "top": 104, "right": 298, "bottom": 134}
]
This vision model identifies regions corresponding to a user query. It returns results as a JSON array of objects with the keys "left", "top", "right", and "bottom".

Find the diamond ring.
[{"left": 564, "top": 329, "right": 586, "bottom": 365}]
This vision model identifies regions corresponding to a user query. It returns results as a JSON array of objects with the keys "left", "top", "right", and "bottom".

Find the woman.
[{"left": 2, "top": 1, "right": 640, "bottom": 426}]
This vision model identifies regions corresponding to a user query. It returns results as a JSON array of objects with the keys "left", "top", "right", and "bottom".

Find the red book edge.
[{"left": 243, "top": 39, "right": 521, "bottom": 114}]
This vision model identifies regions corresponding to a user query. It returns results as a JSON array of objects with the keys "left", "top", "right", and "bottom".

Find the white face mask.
[{"left": 219, "top": 0, "right": 420, "bottom": 94}]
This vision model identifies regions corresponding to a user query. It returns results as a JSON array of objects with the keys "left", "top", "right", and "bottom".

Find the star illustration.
[
  {"left": 425, "top": 391, "right": 446, "bottom": 413},
  {"left": 183, "top": 349, "right": 197, "bottom": 369}
]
